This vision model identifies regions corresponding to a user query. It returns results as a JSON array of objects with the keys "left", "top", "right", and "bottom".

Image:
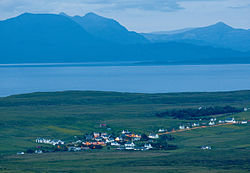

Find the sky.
[{"left": 0, "top": 0, "right": 249, "bottom": 32}]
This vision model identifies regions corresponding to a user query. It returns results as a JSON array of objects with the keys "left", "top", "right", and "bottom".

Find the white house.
[
  {"left": 35, "top": 150, "right": 43, "bottom": 154},
  {"left": 115, "top": 137, "right": 123, "bottom": 141},
  {"left": 179, "top": 125, "right": 185, "bottom": 130},
  {"left": 125, "top": 142, "right": 135, "bottom": 147},
  {"left": 210, "top": 118, "right": 216, "bottom": 121},
  {"left": 132, "top": 137, "right": 141, "bottom": 141},
  {"left": 225, "top": 117, "right": 236, "bottom": 123},
  {"left": 111, "top": 141, "right": 120, "bottom": 146},
  {"left": 93, "top": 132, "right": 100, "bottom": 137},
  {"left": 201, "top": 146, "right": 211, "bottom": 150},
  {"left": 125, "top": 142, "right": 135, "bottom": 150},
  {"left": 209, "top": 121, "right": 215, "bottom": 126},
  {"left": 17, "top": 152, "right": 24, "bottom": 155},
  {"left": 192, "top": 123, "right": 199, "bottom": 127},
  {"left": 218, "top": 120, "right": 224, "bottom": 124},
  {"left": 144, "top": 143, "right": 153, "bottom": 150},
  {"left": 106, "top": 137, "right": 115, "bottom": 143},
  {"left": 101, "top": 135, "right": 110, "bottom": 140},
  {"left": 148, "top": 133, "right": 159, "bottom": 139},
  {"left": 158, "top": 129, "right": 166, "bottom": 132},
  {"left": 241, "top": 121, "right": 247, "bottom": 124},
  {"left": 122, "top": 130, "right": 130, "bottom": 134}
]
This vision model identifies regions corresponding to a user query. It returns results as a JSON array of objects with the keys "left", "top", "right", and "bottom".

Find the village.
[{"left": 17, "top": 116, "right": 248, "bottom": 155}]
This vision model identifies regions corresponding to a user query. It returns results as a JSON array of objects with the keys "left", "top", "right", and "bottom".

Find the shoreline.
[{"left": 1, "top": 62, "right": 250, "bottom": 68}]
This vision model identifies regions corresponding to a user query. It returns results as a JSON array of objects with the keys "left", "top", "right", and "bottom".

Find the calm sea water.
[{"left": 1, "top": 64, "right": 250, "bottom": 97}]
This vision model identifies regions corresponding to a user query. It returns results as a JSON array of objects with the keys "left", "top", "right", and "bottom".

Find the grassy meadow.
[{"left": 0, "top": 90, "right": 249, "bottom": 172}]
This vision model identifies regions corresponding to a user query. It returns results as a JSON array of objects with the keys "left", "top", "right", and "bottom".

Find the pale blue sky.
[{"left": 0, "top": 0, "right": 249, "bottom": 32}]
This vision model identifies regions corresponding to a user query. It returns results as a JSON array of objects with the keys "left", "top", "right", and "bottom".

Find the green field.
[{"left": 0, "top": 90, "right": 249, "bottom": 172}]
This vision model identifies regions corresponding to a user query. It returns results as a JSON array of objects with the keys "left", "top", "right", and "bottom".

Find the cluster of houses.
[
  {"left": 80, "top": 130, "right": 155, "bottom": 151},
  {"left": 18, "top": 116, "right": 247, "bottom": 155},
  {"left": 32, "top": 130, "right": 159, "bottom": 153},
  {"left": 178, "top": 117, "right": 248, "bottom": 131},
  {"left": 35, "top": 138, "right": 65, "bottom": 145}
]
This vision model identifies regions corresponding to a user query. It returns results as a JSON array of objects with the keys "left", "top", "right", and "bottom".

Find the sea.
[{"left": 1, "top": 63, "right": 250, "bottom": 97}]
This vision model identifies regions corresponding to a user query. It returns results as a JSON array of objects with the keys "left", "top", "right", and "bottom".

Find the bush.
[{"left": 156, "top": 106, "right": 242, "bottom": 119}]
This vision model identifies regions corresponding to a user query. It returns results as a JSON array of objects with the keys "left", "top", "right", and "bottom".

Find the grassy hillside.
[{"left": 0, "top": 90, "right": 249, "bottom": 172}]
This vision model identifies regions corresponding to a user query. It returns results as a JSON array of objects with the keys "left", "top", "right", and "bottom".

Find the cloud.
[
  {"left": 229, "top": 3, "right": 250, "bottom": 9},
  {"left": 0, "top": 0, "right": 214, "bottom": 16},
  {"left": 93, "top": 0, "right": 184, "bottom": 12},
  {"left": 0, "top": 0, "right": 249, "bottom": 32},
  {"left": 1, "top": 0, "right": 248, "bottom": 18}
]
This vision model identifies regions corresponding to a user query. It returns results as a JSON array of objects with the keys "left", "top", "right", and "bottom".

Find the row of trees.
[{"left": 155, "top": 106, "right": 242, "bottom": 120}]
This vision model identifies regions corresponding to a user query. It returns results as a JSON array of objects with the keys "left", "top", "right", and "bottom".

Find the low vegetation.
[
  {"left": 155, "top": 106, "right": 243, "bottom": 120},
  {"left": 0, "top": 90, "right": 249, "bottom": 172}
]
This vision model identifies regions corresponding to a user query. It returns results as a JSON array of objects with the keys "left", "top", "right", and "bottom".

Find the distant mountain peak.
[
  {"left": 70, "top": 12, "right": 149, "bottom": 44},
  {"left": 85, "top": 12, "right": 99, "bottom": 17},
  {"left": 83, "top": 12, "right": 105, "bottom": 19},
  {"left": 18, "top": 12, "right": 33, "bottom": 17},
  {"left": 59, "top": 12, "right": 68, "bottom": 17},
  {"left": 211, "top": 21, "right": 233, "bottom": 29}
]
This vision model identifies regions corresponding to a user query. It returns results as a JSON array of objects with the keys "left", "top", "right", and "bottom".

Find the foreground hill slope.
[{"left": 0, "top": 90, "right": 249, "bottom": 172}]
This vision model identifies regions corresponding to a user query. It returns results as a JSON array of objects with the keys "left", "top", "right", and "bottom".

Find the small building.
[
  {"left": 93, "top": 132, "right": 100, "bottom": 138},
  {"left": 148, "top": 133, "right": 159, "bottom": 139},
  {"left": 192, "top": 123, "right": 199, "bottom": 127},
  {"left": 101, "top": 132, "right": 108, "bottom": 136},
  {"left": 35, "top": 150, "right": 43, "bottom": 154},
  {"left": 106, "top": 137, "right": 115, "bottom": 143},
  {"left": 225, "top": 117, "right": 236, "bottom": 123},
  {"left": 208, "top": 121, "right": 215, "bottom": 126},
  {"left": 241, "top": 121, "right": 247, "bottom": 124},
  {"left": 111, "top": 141, "right": 120, "bottom": 146},
  {"left": 144, "top": 143, "right": 153, "bottom": 150},
  {"left": 68, "top": 147, "right": 81, "bottom": 152},
  {"left": 17, "top": 152, "right": 24, "bottom": 155},
  {"left": 218, "top": 120, "right": 225, "bottom": 124},
  {"left": 158, "top": 129, "right": 166, "bottom": 133},
  {"left": 201, "top": 146, "right": 211, "bottom": 150},
  {"left": 125, "top": 146, "right": 135, "bottom": 150},
  {"left": 101, "top": 135, "right": 110, "bottom": 140},
  {"left": 125, "top": 142, "right": 135, "bottom": 150},
  {"left": 179, "top": 125, "right": 185, "bottom": 130},
  {"left": 122, "top": 130, "right": 130, "bottom": 134},
  {"left": 132, "top": 137, "right": 141, "bottom": 141},
  {"left": 115, "top": 137, "right": 123, "bottom": 141},
  {"left": 134, "top": 147, "right": 146, "bottom": 151},
  {"left": 125, "top": 142, "right": 135, "bottom": 147},
  {"left": 210, "top": 118, "right": 216, "bottom": 121}
]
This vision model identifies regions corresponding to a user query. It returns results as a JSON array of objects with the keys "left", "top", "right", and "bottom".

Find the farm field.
[{"left": 0, "top": 90, "right": 249, "bottom": 172}]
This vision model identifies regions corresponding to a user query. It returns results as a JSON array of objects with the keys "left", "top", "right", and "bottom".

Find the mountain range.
[
  {"left": 0, "top": 12, "right": 249, "bottom": 64},
  {"left": 142, "top": 22, "right": 250, "bottom": 52}
]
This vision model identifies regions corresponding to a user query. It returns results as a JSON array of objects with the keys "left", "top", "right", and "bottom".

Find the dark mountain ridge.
[
  {"left": 0, "top": 13, "right": 249, "bottom": 64},
  {"left": 70, "top": 12, "right": 149, "bottom": 44}
]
